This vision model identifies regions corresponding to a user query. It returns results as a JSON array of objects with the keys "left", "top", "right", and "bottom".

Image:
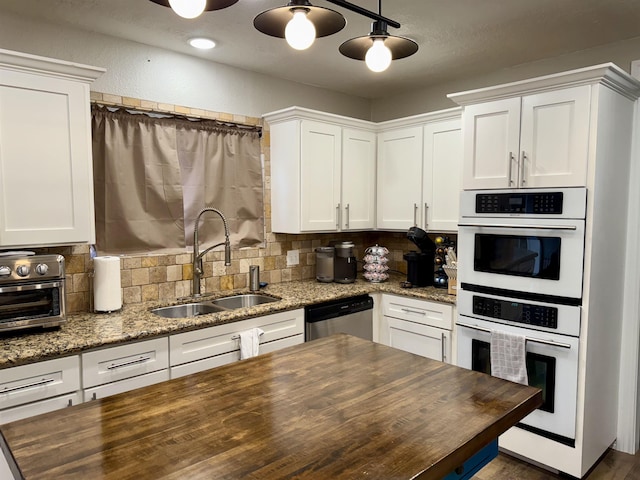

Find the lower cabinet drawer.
[
  {"left": 0, "top": 392, "right": 81, "bottom": 425},
  {"left": 387, "top": 317, "right": 451, "bottom": 363},
  {"left": 0, "top": 356, "right": 80, "bottom": 410},
  {"left": 170, "top": 309, "right": 304, "bottom": 367},
  {"left": 83, "top": 370, "right": 170, "bottom": 401},
  {"left": 82, "top": 337, "right": 169, "bottom": 389},
  {"left": 383, "top": 294, "right": 453, "bottom": 330},
  {"left": 170, "top": 334, "right": 304, "bottom": 379}
]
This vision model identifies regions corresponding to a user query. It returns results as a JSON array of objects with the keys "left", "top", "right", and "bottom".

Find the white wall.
[
  {"left": 371, "top": 36, "right": 640, "bottom": 121},
  {"left": 0, "top": 11, "right": 371, "bottom": 121}
]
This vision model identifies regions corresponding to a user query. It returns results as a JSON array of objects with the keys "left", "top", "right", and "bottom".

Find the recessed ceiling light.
[{"left": 189, "top": 38, "right": 216, "bottom": 49}]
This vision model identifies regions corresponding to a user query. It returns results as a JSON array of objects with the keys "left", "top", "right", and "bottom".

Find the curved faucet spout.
[{"left": 192, "top": 207, "right": 231, "bottom": 296}]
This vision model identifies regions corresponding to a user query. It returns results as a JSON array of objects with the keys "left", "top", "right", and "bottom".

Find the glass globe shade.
[
  {"left": 168, "top": 0, "right": 207, "bottom": 19},
  {"left": 285, "top": 10, "right": 316, "bottom": 50},
  {"left": 365, "top": 38, "right": 392, "bottom": 73}
]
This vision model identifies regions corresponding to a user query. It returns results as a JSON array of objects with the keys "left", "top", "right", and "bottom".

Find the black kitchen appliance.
[
  {"left": 404, "top": 227, "right": 435, "bottom": 287},
  {"left": 333, "top": 241, "right": 357, "bottom": 283}
]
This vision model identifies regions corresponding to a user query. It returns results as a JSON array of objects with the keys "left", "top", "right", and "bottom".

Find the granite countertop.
[{"left": 0, "top": 276, "right": 456, "bottom": 369}]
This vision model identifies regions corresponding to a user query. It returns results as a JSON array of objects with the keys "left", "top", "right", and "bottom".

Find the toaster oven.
[{"left": 0, "top": 254, "right": 66, "bottom": 332}]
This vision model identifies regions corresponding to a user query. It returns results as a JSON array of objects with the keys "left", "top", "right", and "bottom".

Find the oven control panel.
[
  {"left": 476, "top": 192, "right": 564, "bottom": 214},
  {"left": 472, "top": 295, "right": 558, "bottom": 329}
]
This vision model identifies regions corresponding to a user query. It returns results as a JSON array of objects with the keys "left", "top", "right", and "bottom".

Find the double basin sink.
[{"left": 151, "top": 294, "right": 279, "bottom": 319}]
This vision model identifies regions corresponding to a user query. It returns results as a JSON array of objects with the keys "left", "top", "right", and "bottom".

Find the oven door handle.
[
  {"left": 457, "top": 322, "right": 573, "bottom": 349},
  {"left": 458, "top": 223, "right": 577, "bottom": 231},
  {"left": 0, "top": 280, "right": 64, "bottom": 294}
]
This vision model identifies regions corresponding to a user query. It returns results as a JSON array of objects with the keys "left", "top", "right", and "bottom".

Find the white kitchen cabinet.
[
  {"left": 376, "top": 126, "right": 423, "bottom": 230},
  {"left": 1, "top": 448, "right": 15, "bottom": 480},
  {"left": 265, "top": 107, "right": 376, "bottom": 233},
  {"left": 377, "top": 108, "right": 463, "bottom": 232},
  {"left": 0, "top": 49, "right": 104, "bottom": 247},
  {"left": 422, "top": 118, "right": 462, "bottom": 231},
  {"left": 169, "top": 309, "right": 304, "bottom": 378},
  {"left": 458, "top": 85, "right": 590, "bottom": 190},
  {"left": 341, "top": 128, "right": 376, "bottom": 230},
  {"left": 81, "top": 337, "right": 169, "bottom": 401},
  {"left": 0, "top": 356, "right": 81, "bottom": 424},
  {"left": 379, "top": 294, "right": 453, "bottom": 363}
]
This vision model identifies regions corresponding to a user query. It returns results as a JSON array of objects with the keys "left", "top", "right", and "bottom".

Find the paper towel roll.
[{"left": 94, "top": 256, "right": 122, "bottom": 312}]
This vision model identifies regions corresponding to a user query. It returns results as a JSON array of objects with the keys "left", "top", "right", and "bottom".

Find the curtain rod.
[{"left": 91, "top": 101, "right": 262, "bottom": 134}]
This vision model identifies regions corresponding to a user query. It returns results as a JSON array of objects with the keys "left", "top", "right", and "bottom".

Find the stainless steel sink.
[
  {"left": 211, "top": 294, "right": 279, "bottom": 309},
  {"left": 151, "top": 302, "right": 226, "bottom": 318}
]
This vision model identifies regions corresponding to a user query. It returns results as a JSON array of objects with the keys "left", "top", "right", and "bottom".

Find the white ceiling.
[{"left": 2, "top": 0, "right": 640, "bottom": 99}]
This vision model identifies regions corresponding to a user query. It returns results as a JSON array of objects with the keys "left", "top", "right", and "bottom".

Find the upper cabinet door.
[
  {"left": 0, "top": 65, "right": 99, "bottom": 247},
  {"left": 300, "top": 120, "right": 342, "bottom": 231},
  {"left": 422, "top": 118, "right": 462, "bottom": 232},
  {"left": 342, "top": 128, "right": 376, "bottom": 231},
  {"left": 462, "top": 97, "right": 521, "bottom": 190},
  {"left": 519, "top": 85, "right": 590, "bottom": 188},
  {"left": 376, "top": 126, "right": 423, "bottom": 230}
]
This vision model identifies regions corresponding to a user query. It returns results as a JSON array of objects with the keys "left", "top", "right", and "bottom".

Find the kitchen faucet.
[{"left": 192, "top": 207, "right": 231, "bottom": 297}]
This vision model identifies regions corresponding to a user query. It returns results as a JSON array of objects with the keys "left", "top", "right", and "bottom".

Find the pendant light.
[
  {"left": 254, "top": 0, "right": 346, "bottom": 51},
  {"left": 335, "top": 1, "right": 418, "bottom": 72},
  {"left": 149, "top": 0, "right": 239, "bottom": 18}
]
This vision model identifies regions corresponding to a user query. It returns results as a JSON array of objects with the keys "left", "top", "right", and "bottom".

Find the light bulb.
[
  {"left": 168, "top": 0, "right": 206, "bottom": 19},
  {"left": 365, "top": 38, "right": 392, "bottom": 73},
  {"left": 285, "top": 10, "right": 316, "bottom": 50},
  {"left": 189, "top": 38, "right": 216, "bottom": 49}
]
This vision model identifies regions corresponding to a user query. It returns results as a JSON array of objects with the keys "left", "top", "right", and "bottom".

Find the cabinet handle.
[
  {"left": 520, "top": 151, "right": 527, "bottom": 185},
  {"left": 413, "top": 204, "right": 418, "bottom": 227},
  {"left": 67, "top": 399, "right": 73, "bottom": 407},
  {"left": 92, "top": 392, "right": 97, "bottom": 401},
  {"left": 107, "top": 356, "right": 151, "bottom": 370},
  {"left": 424, "top": 203, "right": 429, "bottom": 230},
  {"left": 336, "top": 204, "right": 341, "bottom": 229},
  {"left": 441, "top": 332, "right": 446, "bottom": 362},
  {"left": 1, "top": 377, "right": 55, "bottom": 394},
  {"left": 401, "top": 307, "right": 426, "bottom": 316},
  {"left": 508, "top": 151, "right": 515, "bottom": 185},
  {"left": 345, "top": 203, "right": 350, "bottom": 229},
  {"left": 231, "top": 331, "right": 265, "bottom": 340}
]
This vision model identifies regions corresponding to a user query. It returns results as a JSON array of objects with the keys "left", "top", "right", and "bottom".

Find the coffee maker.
[
  {"left": 333, "top": 241, "right": 357, "bottom": 284},
  {"left": 404, "top": 227, "right": 435, "bottom": 287}
]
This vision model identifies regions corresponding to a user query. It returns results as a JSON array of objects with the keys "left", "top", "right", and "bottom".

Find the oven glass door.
[
  {"left": 0, "top": 281, "right": 64, "bottom": 323},
  {"left": 458, "top": 217, "right": 585, "bottom": 299},
  {"left": 472, "top": 339, "right": 556, "bottom": 413},
  {"left": 456, "top": 316, "right": 579, "bottom": 444}
]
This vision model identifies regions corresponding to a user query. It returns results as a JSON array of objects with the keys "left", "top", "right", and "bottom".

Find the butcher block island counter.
[{"left": 1, "top": 335, "right": 542, "bottom": 480}]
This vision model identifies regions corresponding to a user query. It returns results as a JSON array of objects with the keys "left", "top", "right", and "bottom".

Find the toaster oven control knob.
[
  {"left": 16, "top": 265, "right": 30, "bottom": 277},
  {"left": 0, "top": 266, "right": 10, "bottom": 277},
  {"left": 35, "top": 264, "right": 49, "bottom": 275}
]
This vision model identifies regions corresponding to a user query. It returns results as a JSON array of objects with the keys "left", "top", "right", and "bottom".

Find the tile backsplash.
[{"left": 26, "top": 92, "right": 455, "bottom": 314}]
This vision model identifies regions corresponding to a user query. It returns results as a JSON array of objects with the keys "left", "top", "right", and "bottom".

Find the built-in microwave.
[{"left": 458, "top": 188, "right": 587, "bottom": 302}]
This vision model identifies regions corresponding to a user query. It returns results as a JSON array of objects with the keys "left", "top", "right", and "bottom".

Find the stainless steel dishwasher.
[{"left": 304, "top": 295, "right": 374, "bottom": 341}]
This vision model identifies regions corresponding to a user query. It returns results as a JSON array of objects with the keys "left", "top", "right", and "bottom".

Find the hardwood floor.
[{"left": 472, "top": 448, "right": 640, "bottom": 479}]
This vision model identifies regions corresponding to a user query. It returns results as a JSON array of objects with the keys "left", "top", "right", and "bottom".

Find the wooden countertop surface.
[{"left": 1, "top": 334, "right": 542, "bottom": 480}]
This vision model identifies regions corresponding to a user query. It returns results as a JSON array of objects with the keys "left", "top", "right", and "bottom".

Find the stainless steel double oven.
[{"left": 456, "top": 188, "right": 586, "bottom": 447}]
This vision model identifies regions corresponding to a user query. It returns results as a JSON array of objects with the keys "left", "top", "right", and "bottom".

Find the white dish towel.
[
  {"left": 239, "top": 327, "right": 264, "bottom": 360},
  {"left": 490, "top": 329, "right": 528, "bottom": 385}
]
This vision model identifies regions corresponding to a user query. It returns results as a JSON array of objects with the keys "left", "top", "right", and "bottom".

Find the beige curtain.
[{"left": 92, "top": 106, "right": 263, "bottom": 255}]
